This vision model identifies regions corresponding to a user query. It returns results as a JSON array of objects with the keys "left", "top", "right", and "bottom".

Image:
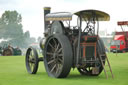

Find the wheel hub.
[
  {"left": 53, "top": 52, "right": 59, "bottom": 63},
  {"left": 29, "top": 58, "right": 35, "bottom": 63}
]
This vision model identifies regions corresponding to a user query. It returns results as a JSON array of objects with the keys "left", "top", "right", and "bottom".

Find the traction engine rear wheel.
[
  {"left": 25, "top": 47, "right": 39, "bottom": 74},
  {"left": 44, "top": 34, "right": 73, "bottom": 78},
  {"left": 77, "top": 57, "right": 104, "bottom": 76},
  {"left": 77, "top": 39, "right": 106, "bottom": 76}
]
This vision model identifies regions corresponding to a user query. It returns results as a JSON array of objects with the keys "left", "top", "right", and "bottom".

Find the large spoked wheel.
[
  {"left": 77, "top": 39, "right": 106, "bottom": 76},
  {"left": 25, "top": 47, "right": 39, "bottom": 74},
  {"left": 3, "top": 48, "right": 13, "bottom": 56},
  {"left": 44, "top": 34, "right": 73, "bottom": 78}
]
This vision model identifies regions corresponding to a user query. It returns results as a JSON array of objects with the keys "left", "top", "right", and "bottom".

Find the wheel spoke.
[
  {"left": 85, "top": 68, "right": 89, "bottom": 72},
  {"left": 58, "top": 53, "right": 63, "bottom": 57},
  {"left": 55, "top": 64, "right": 59, "bottom": 74},
  {"left": 28, "top": 58, "right": 31, "bottom": 62},
  {"left": 49, "top": 42, "right": 55, "bottom": 49},
  {"left": 30, "top": 52, "right": 32, "bottom": 57},
  {"left": 58, "top": 58, "right": 63, "bottom": 63},
  {"left": 58, "top": 48, "right": 62, "bottom": 53},
  {"left": 50, "top": 64, "right": 56, "bottom": 73},
  {"left": 55, "top": 43, "right": 60, "bottom": 52},
  {"left": 29, "top": 63, "right": 32, "bottom": 70},
  {"left": 48, "top": 59, "right": 55, "bottom": 65},
  {"left": 53, "top": 38, "right": 57, "bottom": 48},
  {"left": 30, "top": 63, "right": 34, "bottom": 71},
  {"left": 89, "top": 67, "right": 91, "bottom": 71},
  {"left": 86, "top": 67, "right": 92, "bottom": 73},
  {"left": 30, "top": 51, "right": 34, "bottom": 58},
  {"left": 46, "top": 52, "right": 54, "bottom": 55},
  {"left": 29, "top": 50, "right": 35, "bottom": 63}
]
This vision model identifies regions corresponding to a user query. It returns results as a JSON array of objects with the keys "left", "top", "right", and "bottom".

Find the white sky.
[{"left": 0, "top": 0, "right": 128, "bottom": 38}]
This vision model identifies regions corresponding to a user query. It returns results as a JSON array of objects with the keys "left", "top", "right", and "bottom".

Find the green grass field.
[{"left": 0, "top": 53, "right": 128, "bottom": 85}]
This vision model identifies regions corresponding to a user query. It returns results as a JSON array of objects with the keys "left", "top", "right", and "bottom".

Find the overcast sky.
[{"left": 0, "top": 0, "right": 128, "bottom": 38}]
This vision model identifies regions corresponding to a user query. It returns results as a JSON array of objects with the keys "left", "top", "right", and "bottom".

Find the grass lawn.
[{"left": 0, "top": 53, "right": 128, "bottom": 85}]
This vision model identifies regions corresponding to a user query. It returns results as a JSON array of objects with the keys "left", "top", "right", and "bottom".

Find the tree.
[
  {"left": 0, "top": 10, "right": 23, "bottom": 39},
  {"left": 24, "top": 31, "right": 30, "bottom": 38},
  {"left": 1, "top": 10, "right": 22, "bottom": 25},
  {"left": 0, "top": 10, "right": 36, "bottom": 48},
  {"left": 0, "top": 18, "right": 6, "bottom": 39}
]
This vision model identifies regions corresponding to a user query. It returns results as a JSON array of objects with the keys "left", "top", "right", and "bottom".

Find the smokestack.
[{"left": 44, "top": 7, "right": 51, "bottom": 33}]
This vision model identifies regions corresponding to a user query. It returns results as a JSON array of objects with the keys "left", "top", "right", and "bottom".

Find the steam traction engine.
[
  {"left": 25, "top": 7, "right": 114, "bottom": 78},
  {"left": 0, "top": 44, "right": 22, "bottom": 56}
]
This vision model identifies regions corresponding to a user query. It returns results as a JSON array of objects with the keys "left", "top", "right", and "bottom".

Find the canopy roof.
[
  {"left": 45, "top": 10, "right": 110, "bottom": 21},
  {"left": 75, "top": 10, "right": 110, "bottom": 21}
]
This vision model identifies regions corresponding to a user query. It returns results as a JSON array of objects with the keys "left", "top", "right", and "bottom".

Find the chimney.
[{"left": 44, "top": 7, "right": 51, "bottom": 32}]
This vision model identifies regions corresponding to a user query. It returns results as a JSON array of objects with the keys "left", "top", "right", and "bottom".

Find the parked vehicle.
[{"left": 110, "top": 21, "right": 128, "bottom": 53}]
